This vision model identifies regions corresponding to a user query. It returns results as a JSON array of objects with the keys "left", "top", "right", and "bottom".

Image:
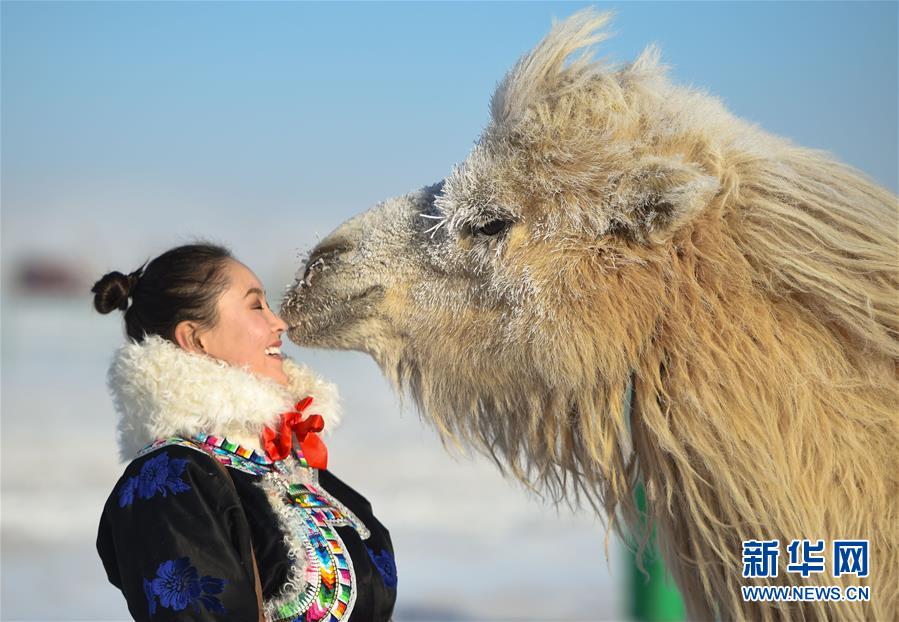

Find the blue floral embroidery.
[
  {"left": 118, "top": 477, "right": 138, "bottom": 508},
  {"left": 118, "top": 452, "right": 190, "bottom": 507},
  {"left": 138, "top": 453, "right": 190, "bottom": 499},
  {"left": 144, "top": 557, "right": 226, "bottom": 616},
  {"left": 366, "top": 546, "right": 397, "bottom": 590}
]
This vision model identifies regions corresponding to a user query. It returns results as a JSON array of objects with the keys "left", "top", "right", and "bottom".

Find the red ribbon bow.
[{"left": 261, "top": 396, "right": 328, "bottom": 469}]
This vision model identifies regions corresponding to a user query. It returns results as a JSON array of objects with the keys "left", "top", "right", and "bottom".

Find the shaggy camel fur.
[{"left": 282, "top": 9, "right": 898, "bottom": 620}]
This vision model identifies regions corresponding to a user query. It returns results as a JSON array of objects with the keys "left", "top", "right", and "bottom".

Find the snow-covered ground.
[{"left": 1, "top": 294, "right": 628, "bottom": 621}]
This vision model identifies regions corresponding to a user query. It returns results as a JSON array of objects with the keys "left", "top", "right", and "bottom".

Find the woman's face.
[{"left": 195, "top": 260, "right": 290, "bottom": 386}]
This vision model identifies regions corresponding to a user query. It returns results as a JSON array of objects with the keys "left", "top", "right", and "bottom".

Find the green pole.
[
  {"left": 628, "top": 483, "right": 686, "bottom": 621},
  {"left": 623, "top": 376, "right": 685, "bottom": 621}
]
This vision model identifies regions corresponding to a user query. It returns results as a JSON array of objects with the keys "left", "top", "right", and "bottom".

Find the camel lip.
[{"left": 282, "top": 285, "right": 384, "bottom": 343}]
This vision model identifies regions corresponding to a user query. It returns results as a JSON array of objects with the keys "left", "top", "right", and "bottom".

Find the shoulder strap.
[{"left": 135, "top": 436, "right": 271, "bottom": 476}]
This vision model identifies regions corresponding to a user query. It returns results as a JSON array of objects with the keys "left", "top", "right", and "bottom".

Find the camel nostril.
[
  {"left": 302, "top": 238, "right": 353, "bottom": 287},
  {"left": 306, "top": 239, "right": 351, "bottom": 269},
  {"left": 301, "top": 260, "right": 324, "bottom": 287}
]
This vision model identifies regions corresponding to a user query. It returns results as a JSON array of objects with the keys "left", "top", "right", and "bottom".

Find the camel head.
[{"left": 281, "top": 8, "right": 729, "bottom": 497}]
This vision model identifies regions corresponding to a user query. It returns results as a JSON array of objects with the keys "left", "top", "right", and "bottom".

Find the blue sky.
[{"left": 2, "top": 1, "right": 896, "bottom": 286}]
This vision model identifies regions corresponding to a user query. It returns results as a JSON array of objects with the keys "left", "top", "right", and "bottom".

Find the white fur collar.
[{"left": 108, "top": 335, "right": 341, "bottom": 462}]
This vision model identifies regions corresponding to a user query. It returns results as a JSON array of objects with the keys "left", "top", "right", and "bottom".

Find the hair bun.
[{"left": 91, "top": 270, "right": 139, "bottom": 314}]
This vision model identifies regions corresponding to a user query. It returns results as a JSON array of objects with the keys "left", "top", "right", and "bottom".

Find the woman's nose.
[{"left": 272, "top": 312, "right": 288, "bottom": 332}]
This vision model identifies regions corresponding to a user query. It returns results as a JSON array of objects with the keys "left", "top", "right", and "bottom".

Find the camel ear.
[{"left": 608, "top": 155, "right": 719, "bottom": 244}]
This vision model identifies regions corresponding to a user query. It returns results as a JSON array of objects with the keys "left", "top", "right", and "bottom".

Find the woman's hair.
[{"left": 92, "top": 243, "right": 234, "bottom": 343}]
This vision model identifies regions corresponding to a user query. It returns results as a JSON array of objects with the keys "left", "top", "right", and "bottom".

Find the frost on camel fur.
[{"left": 282, "top": 9, "right": 898, "bottom": 620}]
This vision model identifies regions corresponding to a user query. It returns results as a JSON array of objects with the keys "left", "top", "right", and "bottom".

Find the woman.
[{"left": 94, "top": 243, "right": 396, "bottom": 621}]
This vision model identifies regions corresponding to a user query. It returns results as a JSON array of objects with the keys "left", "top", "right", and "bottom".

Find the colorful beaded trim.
[
  {"left": 136, "top": 434, "right": 272, "bottom": 476},
  {"left": 135, "top": 435, "right": 367, "bottom": 622},
  {"left": 266, "top": 479, "right": 361, "bottom": 622}
]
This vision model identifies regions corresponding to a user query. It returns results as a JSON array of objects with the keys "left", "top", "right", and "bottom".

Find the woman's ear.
[{"left": 174, "top": 320, "right": 205, "bottom": 353}]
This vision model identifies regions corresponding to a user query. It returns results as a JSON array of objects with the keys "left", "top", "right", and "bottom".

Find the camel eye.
[{"left": 475, "top": 219, "right": 509, "bottom": 236}]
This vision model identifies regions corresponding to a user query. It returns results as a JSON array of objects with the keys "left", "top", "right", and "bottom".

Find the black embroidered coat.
[{"left": 97, "top": 440, "right": 397, "bottom": 621}]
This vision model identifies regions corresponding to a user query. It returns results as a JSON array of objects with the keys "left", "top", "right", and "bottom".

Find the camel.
[{"left": 281, "top": 9, "right": 898, "bottom": 620}]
